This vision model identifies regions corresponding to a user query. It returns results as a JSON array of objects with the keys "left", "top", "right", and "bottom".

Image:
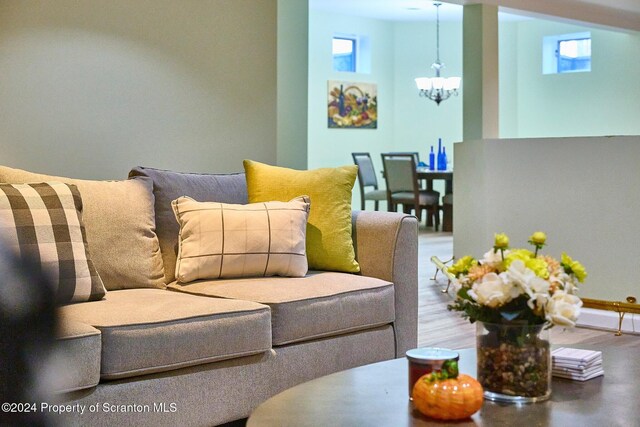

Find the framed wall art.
[{"left": 327, "top": 81, "right": 377, "bottom": 129}]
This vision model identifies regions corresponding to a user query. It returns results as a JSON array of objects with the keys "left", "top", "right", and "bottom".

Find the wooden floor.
[{"left": 418, "top": 228, "right": 640, "bottom": 350}]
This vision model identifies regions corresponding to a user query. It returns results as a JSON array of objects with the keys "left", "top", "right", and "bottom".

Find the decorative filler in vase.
[{"left": 448, "top": 232, "right": 587, "bottom": 403}]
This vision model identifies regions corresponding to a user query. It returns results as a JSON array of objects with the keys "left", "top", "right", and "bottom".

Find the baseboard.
[{"left": 577, "top": 308, "right": 640, "bottom": 334}]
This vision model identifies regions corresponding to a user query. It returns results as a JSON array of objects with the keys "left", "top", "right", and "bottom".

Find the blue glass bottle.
[
  {"left": 440, "top": 147, "right": 448, "bottom": 171},
  {"left": 429, "top": 146, "right": 435, "bottom": 171}
]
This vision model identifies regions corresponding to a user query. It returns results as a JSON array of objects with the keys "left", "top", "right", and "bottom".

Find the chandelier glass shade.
[{"left": 415, "top": 3, "right": 461, "bottom": 105}]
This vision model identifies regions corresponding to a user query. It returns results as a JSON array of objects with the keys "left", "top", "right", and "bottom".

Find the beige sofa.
[{"left": 0, "top": 165, "right": 418, "bottom": 427}]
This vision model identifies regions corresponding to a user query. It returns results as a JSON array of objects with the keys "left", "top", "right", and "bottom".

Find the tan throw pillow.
[
  {"left": 0, "top": 165, "right": 165, "bottom": 290},
  {"left": 172, "top": 196, "right": 310, "bottom": 283},
  {"left": 0, "top": 182, "right": 106, "bottom": 304}
]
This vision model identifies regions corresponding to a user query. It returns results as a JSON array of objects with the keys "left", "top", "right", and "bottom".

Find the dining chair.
[
  {"left": 381, "top": 153, "right": 440, "bottom": 230},
  {"left": 351, "top": 152, "right": 387, "bottom": 211},
  {"left": 385, "top": 152, "right": 426, "bottom": 189}
]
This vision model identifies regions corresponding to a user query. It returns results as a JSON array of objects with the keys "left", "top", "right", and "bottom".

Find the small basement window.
[
  {"left": 333, "top": 37, "right": 356, "bottom": 72},
  {"left": 557, "top": 38, "right": 591, "bottom": 73},
  {"left": 542, "top": 32, "right": 591, "bottom": 75}
]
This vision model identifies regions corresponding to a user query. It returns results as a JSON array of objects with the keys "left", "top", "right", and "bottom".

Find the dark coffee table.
[{"left": 247, "top": 347, "right": 636, "bottom": 426}]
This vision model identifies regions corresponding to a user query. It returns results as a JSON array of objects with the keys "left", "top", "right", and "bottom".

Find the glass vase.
[{"left": 476, "top": 321, "right": 551, "bottom": 403}]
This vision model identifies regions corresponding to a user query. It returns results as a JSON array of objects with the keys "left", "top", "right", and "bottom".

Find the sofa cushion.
[
  {"left": 54, "top": 318, "right": 101, "bottom": 392},
  {"left": 0, "top": 165, "right": 164, "bottom": 291},
  {"left": 58, "top": 289, "right": 272, "bottom": 380},
  {"left": 168, "top": 272, "right": 395, "bottom": 345},
  {"left": 0, "top": 182, "right": 105, "bottom": 303},
  {"left": 243, "top": 160, "right": 360, "bottom": 274},
  {"left": 128, "top": 166, "right": 248, "bottom": 284},
  {"left": 172, "top": 196, "right": 310, "bottom": 282}
]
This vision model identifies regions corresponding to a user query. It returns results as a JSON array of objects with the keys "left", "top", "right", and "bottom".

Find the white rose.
[
  {"left": 545, "top": 291, "right": 582, "bottom": 327},
  {"left": 470, "top": 273, "right": 510, "bottom": 308},
  {"left": 499, "top": 272, "right": 526, "bottom": 301},
  {"left": 550, "top": 272, "right": 578, "bottom": 295},
  {"left": 526, "top": 276, "right": 550, "bottom": 311}
]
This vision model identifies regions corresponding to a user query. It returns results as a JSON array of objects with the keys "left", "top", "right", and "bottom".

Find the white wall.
[
  {"left": 454, "top": 136, "right": 640, "bottom": 301},
  {"left": 0, "top": 0, "right": 277, "bottom": 179}
]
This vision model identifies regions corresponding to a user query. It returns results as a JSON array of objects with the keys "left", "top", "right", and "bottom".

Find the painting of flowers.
[{"left": 327, "top": 81, "right": 377, "bottom": 129}]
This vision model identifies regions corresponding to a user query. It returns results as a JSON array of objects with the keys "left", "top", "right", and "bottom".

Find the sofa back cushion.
[
  {"left": 172, "top": 196, "right": 310, "bottom": 282},
  {"left": 128, "top": 166, "right": 248, "bottom": 283},
  {"left": 0, "top": 182, "right": 106, "bottom": 303},
  {"left": 0, "top": 165, "right": 164, "bottom": 290}
]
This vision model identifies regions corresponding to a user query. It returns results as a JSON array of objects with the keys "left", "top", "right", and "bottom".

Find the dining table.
[{"left": 416, "top": 167, "right": 453, "bottom": 195}]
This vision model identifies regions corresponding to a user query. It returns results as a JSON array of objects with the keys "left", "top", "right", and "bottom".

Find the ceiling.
[
  {"left": 308, "top": 1, "right": 514, "bottom": 22},
  {"left": 308, "top": 0, "right": 640, "bottom": 31}
]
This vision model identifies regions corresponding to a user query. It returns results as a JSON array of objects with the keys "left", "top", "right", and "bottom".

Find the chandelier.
[{"left": 415, "top": 2, "right": 461, "bottom": 105}]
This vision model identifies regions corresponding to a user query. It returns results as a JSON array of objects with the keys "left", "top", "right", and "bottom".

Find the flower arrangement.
[{"left": 448, "top": 232, "right": 586, "bottom": 328}]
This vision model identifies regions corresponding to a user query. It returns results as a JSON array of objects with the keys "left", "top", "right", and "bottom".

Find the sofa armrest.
[{"left": 351, "top": 211, "right": 418, "bottom": 357}]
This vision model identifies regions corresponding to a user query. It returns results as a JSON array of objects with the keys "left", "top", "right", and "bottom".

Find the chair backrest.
[
  {"left": 351, "top": 152, "right": 378, "bottom": 188},
  {"left": 385, "top": 151, "right": 420, "bottom": 165},
  {"left": 381, "top": 153, "right": 418, "bottom": 194}
]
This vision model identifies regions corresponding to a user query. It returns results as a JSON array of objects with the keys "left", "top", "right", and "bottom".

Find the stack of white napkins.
[{"left": 551, "top": 347, "right": 604, "bottom": 381}]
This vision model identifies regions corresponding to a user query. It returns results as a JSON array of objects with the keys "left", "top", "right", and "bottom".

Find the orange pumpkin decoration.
[{"left": 412, "top": 360, "right": 484, "bottom": 420}]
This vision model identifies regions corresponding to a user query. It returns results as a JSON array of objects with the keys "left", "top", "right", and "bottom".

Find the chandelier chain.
[
  {"left": 435, "top": 2, "right": 441, "bottom": 64},
  {"left": 414, "top": 1, "right": 461, "bottom": 105}
]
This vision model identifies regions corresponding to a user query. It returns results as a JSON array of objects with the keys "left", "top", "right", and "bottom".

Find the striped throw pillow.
[
  {"left": 0, "top": 182, "right": 106, "bottom": 304},
  {"left": 172, "top": 196, "right": 310, "bottom": 282}
]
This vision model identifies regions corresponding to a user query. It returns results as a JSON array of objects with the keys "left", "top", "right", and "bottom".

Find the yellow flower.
[
  {"left": 504, "top": 249, "right": 534, "bottom": 269},
  {"left": 525, "top": 258, "right": 550, "bottom": 279},
  {"left": 561, "top": 252, "right": 588, "bottom": 283},
  {"left": 494, "top": 233, "right": 509, "bottom": 250},
  {"left": 448, "top": 256, "right": 477, "bottom": 278},
  {"left": 529, "top": 231, "right": 547, "bottom": 246},
  {"left": 571, "top": 260, "right": 587, "bottom": 283}
]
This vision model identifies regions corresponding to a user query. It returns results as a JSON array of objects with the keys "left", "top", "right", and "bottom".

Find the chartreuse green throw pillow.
[{"left": 244, "top": 160, "right": 360, "bottom": 273}]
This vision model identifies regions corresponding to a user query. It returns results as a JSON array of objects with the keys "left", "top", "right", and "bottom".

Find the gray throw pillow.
[{"left": 128, "top": 166, "right": 248, "bottom": 283}]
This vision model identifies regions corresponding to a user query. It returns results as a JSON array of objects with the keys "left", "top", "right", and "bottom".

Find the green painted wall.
[
  {"left": 308, "top": 11, "right": 395, "bottom": 209},
  {"left": 498, "top": 22, "right": 519, "bottom": 138},
  {"left": 0, "top": 0, "right": 277, "bottom": 179},
  {"left": 309, "top": 12, "right": 640, "bottom": 203},
  {"left": 510, "top": 20, "right": 640, "bottom": 138},
  {"left": 277, "top": 0, "right": 308, "bottom": 170},
  {"left": 393, "top": 22, "right": 463, "bottom": 166},
  {"left": 308, "top": 10, "right": 463, "bottom": 209}
]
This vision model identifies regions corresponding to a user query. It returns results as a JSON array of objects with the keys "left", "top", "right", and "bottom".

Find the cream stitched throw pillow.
[{"left": 172, "top": 196, "right": 310, "bottom": 282}]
